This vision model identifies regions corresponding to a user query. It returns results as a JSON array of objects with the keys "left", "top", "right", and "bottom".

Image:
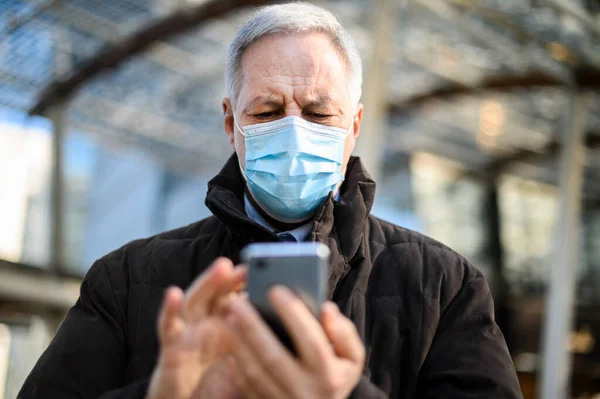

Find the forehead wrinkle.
[
  {"left": 255, "top": 77, "right": 345, "bottom": 111},
  {"left": 244, "top": 95, "right": 283, "bottom": 112},
  {"left": 247, "top": 75, "right": 348, "bottom": 112}
]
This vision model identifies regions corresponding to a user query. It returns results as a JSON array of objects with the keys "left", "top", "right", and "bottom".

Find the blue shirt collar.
[
  {"left": 243, "top": 191, "right": 341, "bottom": 242},
  {"left": 243, "top": 195, "right": 312, "bottom": 241}
]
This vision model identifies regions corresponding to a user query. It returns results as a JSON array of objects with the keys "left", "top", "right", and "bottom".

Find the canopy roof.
[{"left": 1, "top": 0, "right": 599, "bottom": 197}]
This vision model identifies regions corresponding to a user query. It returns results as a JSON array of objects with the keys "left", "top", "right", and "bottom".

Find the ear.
[
  {"left": 222, "top": 97, "right": 235, "bottom": 148},
  {"left": 352, "top": 103, "right": 364, "bottom": 140}
]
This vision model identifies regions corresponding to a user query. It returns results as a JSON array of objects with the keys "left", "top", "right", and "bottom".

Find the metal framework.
[{"left": 28, "top": 0, "right": 279, "bottom": 116}]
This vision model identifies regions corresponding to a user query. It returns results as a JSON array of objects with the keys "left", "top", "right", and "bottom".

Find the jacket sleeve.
[
  {"left": 416, "top": 273, "right": 523, "bottom": 399},
  {"left": 18, "top": 259, "right": 149, "bottom": 399}
]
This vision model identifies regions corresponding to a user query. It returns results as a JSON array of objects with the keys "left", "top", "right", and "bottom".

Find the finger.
[
  {"left": 232, "top": 265, "right": 248, "bottom": 293},
  {"left": 184, "top": 257, "right": 233, "bottom": 321},
  {"left": 157, "top": 286, "right": 184, "bottom": 346},
  {"left": 230, "top": 319, "right": 290, "bottom": 399},
  {"left": 269, "top": 285, "right": 334, "bottom": 371},
  {"left": 227, "top": 297, "right": 301, "bottom": 391},
  {"left": 184, "top": 259, "right": 246, "bottom": 322},
  {"left": 214, "top": 291, "right": 243, "bottom": 317},
  {"left": 321, "top": 302, "right": 366, "bottom": 366},
  {"left": 321, "top": 301, "right": 341, "bottom": 342},
  {"left": 228, "top": 265, "right": 248, "bottom": 295},
  {"left": 208, "top": 266, "right": 248, "bottom": 315},
  {"left": 214, "top": 292, "right": 235, "bottom": 316}
]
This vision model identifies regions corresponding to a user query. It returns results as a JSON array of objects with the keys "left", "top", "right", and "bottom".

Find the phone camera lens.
[{"left": 256, "top": 259, "right": 267, "bottom": 269}]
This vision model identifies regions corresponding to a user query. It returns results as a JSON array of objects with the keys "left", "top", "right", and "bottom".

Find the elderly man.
[{"left": 19, "top": 3, "right": 522, "bottom": 399}]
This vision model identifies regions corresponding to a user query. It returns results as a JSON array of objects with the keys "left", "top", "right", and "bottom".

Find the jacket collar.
[{"left": 205, "top": 153, "right": 376, "bottom": 297}]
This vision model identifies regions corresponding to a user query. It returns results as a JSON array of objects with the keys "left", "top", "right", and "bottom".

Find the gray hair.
[{"left": 225, "top": 2, "right": 363, "bottom": 108}]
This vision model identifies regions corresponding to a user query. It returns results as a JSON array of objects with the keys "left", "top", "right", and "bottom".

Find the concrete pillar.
[
  {"left": 48, "top": 27, "right": 71, "bottom": 272},
  {"left": 539, "top": 92, "right": 590, "bottom": 399},
  {"left": 48, "top": 102, "right": 66, "bottom": 272},
  {"left": 354, "top": 0, "right": 399, "bottom": 183}
]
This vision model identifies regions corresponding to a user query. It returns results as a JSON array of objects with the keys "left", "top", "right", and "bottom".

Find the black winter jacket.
[{"left": 19, "top": 155, "right": 522, "bottom": 399}]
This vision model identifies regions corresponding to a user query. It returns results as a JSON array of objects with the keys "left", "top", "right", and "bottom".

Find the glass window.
[
  {"left": 62, "top": 132, "right": 214, "bottom": 274},
  {"left": 0, "top": 106, "right": 52, "bottom": 268},
  {"left": 497, "top": 174, "right": 600, "bottom": 304},
  {"left": 0, "top": 105, "right": 219, "bottom": 275},
  {"left": 498, "top": 175, "right": 559, "bottom": 296},
  {"left": 410, "top": 152, "right": 492, "bottom": 281},
  {"left": 579, "top": 202, "right": 600, "bottom": 304}
]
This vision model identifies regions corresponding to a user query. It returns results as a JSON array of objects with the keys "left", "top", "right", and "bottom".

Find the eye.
[
  {"left": 307, "top": 112, "right": 332, "bottom": 119},
  {"left": 252, "top": 110, "right": 283, "bottom": 120},
  {"left": 255, "top": 111, "right": 275, "bottom": 118}
]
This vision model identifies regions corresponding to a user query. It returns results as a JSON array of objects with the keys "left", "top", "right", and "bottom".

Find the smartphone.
[{"left": 240, "top": 242, "right": 330, "bottom": 355}]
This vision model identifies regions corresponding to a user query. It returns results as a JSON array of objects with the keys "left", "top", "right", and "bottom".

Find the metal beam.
[
  {"left": 399, "top": 45, "right": 481, "bottom": 88},
  {"left": 48, "top": 27, "right": 71, "bottom": 274},
  {"left": 21, "top": 0, "right": 227, "bottom": 79},
  {"left": 412, "top": 96, "right": 554, "bottom": 152},
  {"left": 449, "top": 0, "right": 596, "bottom": 71},
  {"left": 48, "top": 102, "right": 66, "bottom": 273},
  {"left": 389, "top": 71, "right": 572, "bottom": 111},
  {"left": 29, "top": 0, "right": 279, "bottom": 116},
  {"left": 412, "top": 0, "right": 525, "bottom": 58},
  {"left": 413, "top": 0, "right": 574, "bottom": 84},
  {"left": 545, "top": 0, "right": 600, "bottom": 36},
  {"left": 71, "top": 94, "right": 223, "bottom": 155},
  {"left": 355, "top": 0, "right": 399, "bottom": 182},
  {"left": 0, "top": 259, "right": 80, "bottom": 311},
  {"left": 539, "top": 92, "right": 591, "bottom": 399},
  {"left": 391, "top": 125, "right": 490, "bottom": 166},
  {"left": 482, "top": 178, "right": 512, "bottom": 346},
  {"left": 0, "top": 0, "right": 59, "bottom": 39}
]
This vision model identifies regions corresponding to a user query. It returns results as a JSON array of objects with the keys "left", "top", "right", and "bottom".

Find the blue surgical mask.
[{"left": 235, "top": 115, "right": 351, "bottom": 223}]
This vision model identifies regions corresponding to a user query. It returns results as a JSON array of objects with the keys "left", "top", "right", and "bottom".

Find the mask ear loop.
[
  {"left": 233, "top": 114, "right": 248, "bottom": 178},
  {"left": 336, "top": 109, "right": 356, "bottom": 192},
  {"left": 346, "top": 108, "right": 356, "bottom": 136},
  {"left": 233, "top": 113, "right": 247, "bottom": 138}
]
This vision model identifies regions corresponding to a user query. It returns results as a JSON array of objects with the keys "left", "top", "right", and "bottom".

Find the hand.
[
  {"left": 146, "top": 258, "right": 246, "bottom": 399},
  {"left": 194, "top": 357, "right": 246, "bottom": 399},
  {"left": 226, "top": 286, "right": 365, "bottom": 399}
]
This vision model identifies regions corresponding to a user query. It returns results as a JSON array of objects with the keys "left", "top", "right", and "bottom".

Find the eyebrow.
[
  {"left": 244, "top": 95, "right": 283, "bottom": 112},
  {"left": 304, "top": 95, "right": 345, "bottom": 115},
  {"left": 243, "top": 94, "right": 344, "bottom": 114},
  {"left": 304, "top": 95, "right": 332, "bottom": 107}
]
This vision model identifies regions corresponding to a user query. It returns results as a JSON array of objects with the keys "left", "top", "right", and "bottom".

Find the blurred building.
[{"left": 1, "top": 0, "right": 600, "bottom": 398}]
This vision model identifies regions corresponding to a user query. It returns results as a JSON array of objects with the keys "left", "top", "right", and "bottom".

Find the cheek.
[
  {"left": 343, "top": 134, "right": 356, "bottom": 159},
  {"left": 341, "top": 134, "right": 356, "bottom": 173},
  {"left": 234, "top": 133, "right": 247, "bottom": 169}
]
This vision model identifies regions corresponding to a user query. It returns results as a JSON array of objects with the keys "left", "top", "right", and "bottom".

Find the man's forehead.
[{"left": 236, "top": 33, "right": 351, "bottom": 102}]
